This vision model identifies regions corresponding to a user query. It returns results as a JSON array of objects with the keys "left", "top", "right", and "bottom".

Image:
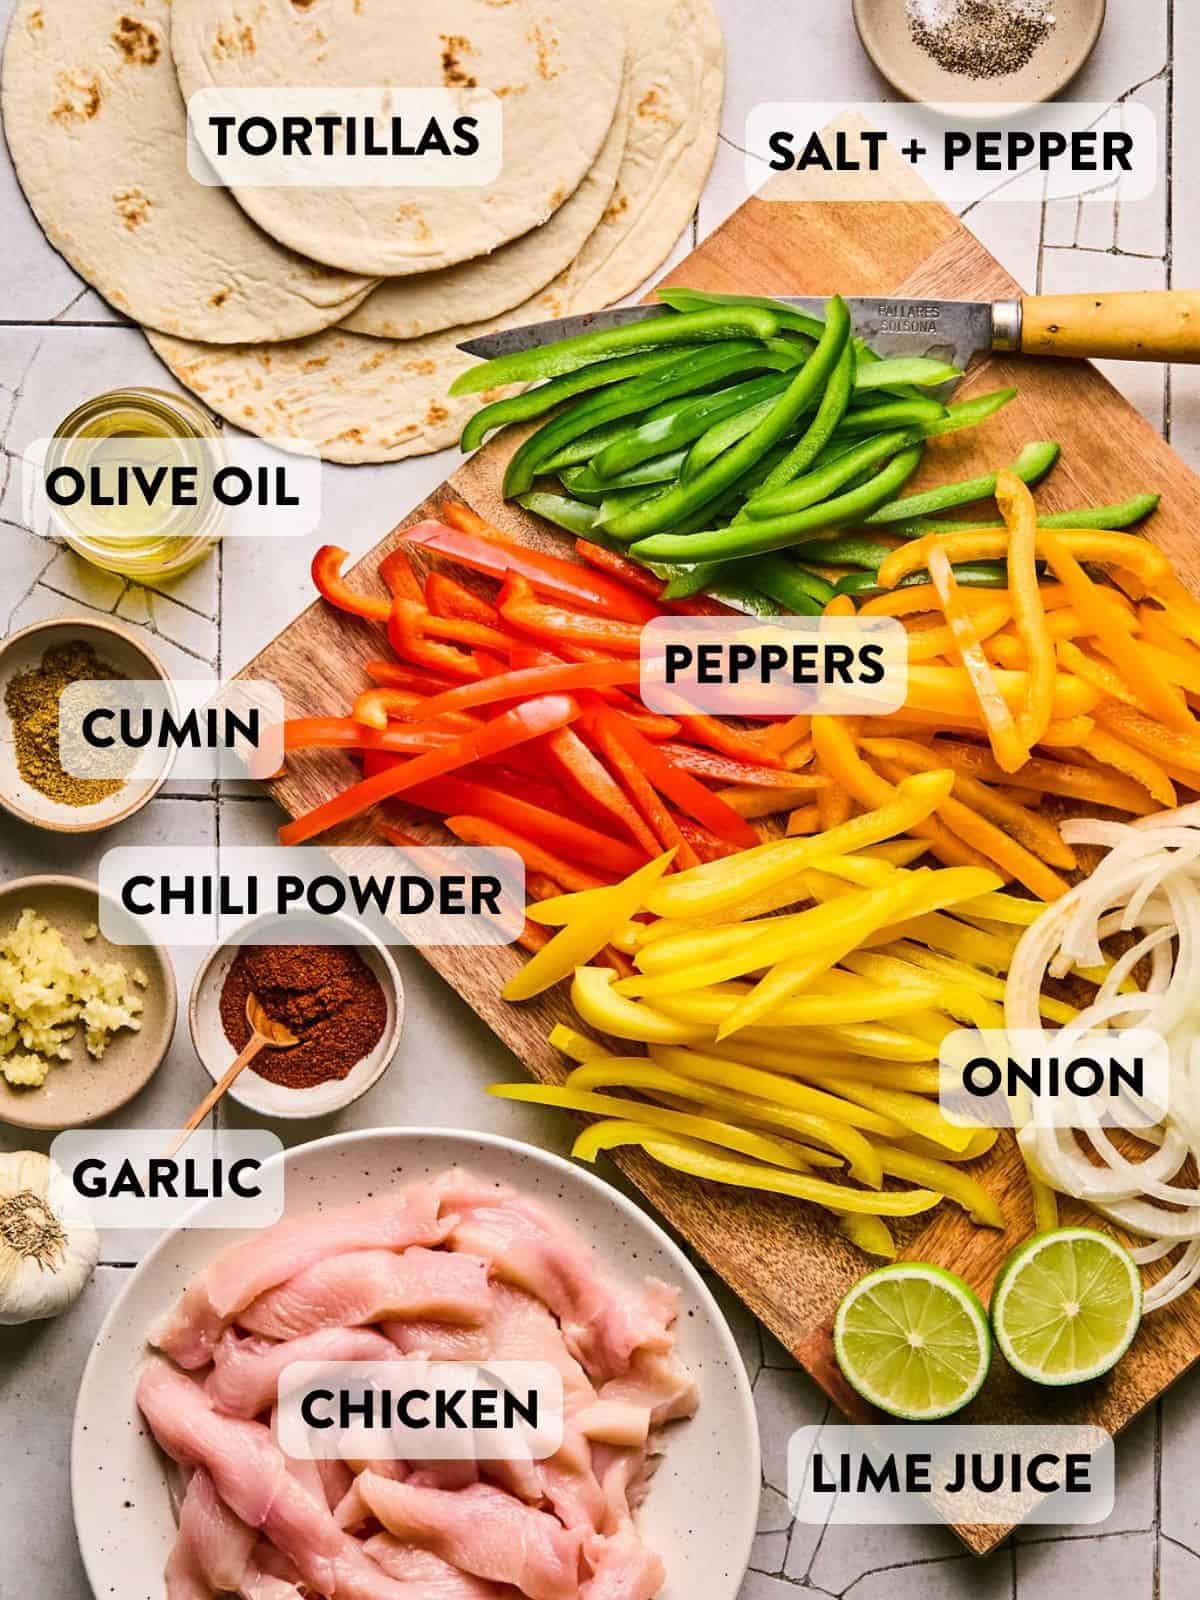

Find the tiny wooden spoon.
[{"left": 165, "top": 994, "right": 298, "bottom": 1159}]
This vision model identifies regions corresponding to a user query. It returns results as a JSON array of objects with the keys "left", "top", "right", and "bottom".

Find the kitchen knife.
[{"left": 457, "top": 291, "right": 1200, "bottom": 368}]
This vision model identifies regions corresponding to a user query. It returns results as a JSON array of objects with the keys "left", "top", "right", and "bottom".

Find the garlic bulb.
[{"left": 0, "top": 1152, "right": 98, "bottom": 1324}]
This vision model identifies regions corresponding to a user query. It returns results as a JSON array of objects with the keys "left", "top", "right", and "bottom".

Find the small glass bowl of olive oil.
[{"left": 44, "top": 388, "right": 226, "bottom": 580}]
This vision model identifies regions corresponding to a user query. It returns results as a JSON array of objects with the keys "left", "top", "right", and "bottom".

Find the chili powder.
[{"left": 219, "top": 944, "right": 388, "bottom": 1089}]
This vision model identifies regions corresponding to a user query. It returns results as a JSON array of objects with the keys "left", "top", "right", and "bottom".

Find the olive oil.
[{"left": 44, "top": 388, "right": 225, "bottom": 579}]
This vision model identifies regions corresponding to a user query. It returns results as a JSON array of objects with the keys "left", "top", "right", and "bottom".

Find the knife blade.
[{"left": 456, "top": 297, "right": 1018, "bottom": 369}]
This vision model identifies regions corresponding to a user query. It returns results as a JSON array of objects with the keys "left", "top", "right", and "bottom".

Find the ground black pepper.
[
  {"left": 907, "top": 0, "right": 1055, "bottom": 80},
  {"left": 219, "top": 944, "right": 388, "bottom": 1089}
]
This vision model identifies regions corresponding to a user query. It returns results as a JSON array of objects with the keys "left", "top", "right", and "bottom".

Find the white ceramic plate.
[{"left": 72, "top": 1128, "right": 760, "bottom": 1600}]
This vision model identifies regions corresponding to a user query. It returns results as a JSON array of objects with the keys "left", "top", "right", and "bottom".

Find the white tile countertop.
[{"left": 2, "top": 2, "right": 1198, "bottom": 1596}]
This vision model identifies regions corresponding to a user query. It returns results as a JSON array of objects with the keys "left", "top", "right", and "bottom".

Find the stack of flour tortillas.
[{"left": 2, "top": 0, "right": 724, "bottom": 462}]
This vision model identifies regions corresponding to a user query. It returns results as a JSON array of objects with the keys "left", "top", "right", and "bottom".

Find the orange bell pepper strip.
[
  {"left": 589, "top": 710, "right": 701, "bottom": 868},
  {"left": 928, "top": 548, "right": 1029, "bottom": 774},
  {"left": 862, "top": 584, "right": 1011, "bottom": 620},
  {"left": 904, "top": 663, "right": 1096, "bottom": 722},
  {"left": 904, "top": 599, "right": 1012, "bottom": 665},
  {"left": 498, "top": 573, "right": 645, "bottom": 655},
  {"left": 387, "top": 598, "right": 483, "bottom": 681},
  {"left": 996, "top": 471, "right": 1055, "bottom": 749},
  {"left": 815, "top": 758, "right": 853, "bottom": 829},
  {"left": 1036, "top": 525, "right": 1194, "bottom": 734},
  {"left": 443, "top": 814, "right": 613, "bottom": 892},
  {"left": 311, "top": 545, "right": 391, "bottom": 622},
  {"left": 915, "top": 738, "right": 1155, "bottom": 816},
  {"left": 1081, "top": 726, "right": 1177, "bottom": 808},
  {"left": 785, "top": 803, "right": 821, "bottom": 835},
  {"left": 656, "top": 742, "right": 828, "bottom": 789},
  {"left": 393, "top": 659, "right": 645, "bottom": 723},
  {"left": 424, "top": 570, "right": 501, "bottom": 626},
  {"left": 378, "top": 547, "right": 424, "bottom": 603},
  {"left": 1137, "top": 605, "right": 1200, "bottom": 679},
  {"left": 1055, "top": 639, "right": 1147, "bottom": 712},
  {"left": 394, "top": 776, "right": 647, "bottom": 879},
  {"left": 364, "top": 658, "right": 459, "bottom": 695},
  {"left": 278, "top": 694, "right": 581, "bottom": 846},
  {"left": 824, "top": 594, "right": 857, "bottom": 619},
  {"left": 810, "top": 716, "right": 991, "bottom": 871},
  {"left": 1147, "top": 574, "right": 1200, "bottom": 648},
  {"left": 541, "top": 726, "right": 661, "bottom": 857},
  {"left": 406, "top": 516, "right": 660, "bottom": 624},
  {"left": 280, "top": 717, "right": 459, "bottom": 756},
  {"left": 594, "top": 709, "right": 759, "bottom": 848},
  {"left": 760, "top": 713, "right": 811, "bottom": 756},
  {"left": 674, "top": 713, "right": 785, "bottom": 767},
  {"left": 877, "top": 529, "right": 1172, "bottom": 591}
]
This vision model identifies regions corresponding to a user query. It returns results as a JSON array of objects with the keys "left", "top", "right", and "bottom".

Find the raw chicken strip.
[
  {"left": 208, "top": 1326, "right": 398, "bottom": 1418},
  {"left": 580, "top": 1531, "right": 664, "bottom": 1600},
  {"left": 154, "top": 1188, "right": 448, "bottom": 1368},
  {"left": 363, "top": 1537, "right": 514, "bottom": 1598},
  {"left": 436, "top": 1173, "right": 675, "bottom": 1378},
  {"left": 165, "top": 1468, "right": 256, "bottom": 1600},
  {"left": 385, "top": 1319, "right": 493, "bottom": 1361},
  {"left": 357, "top": 1472, "right": 583, "bottom": 1600},
  {"left": 137, "top": 1361, "right": 448, "bottom": 1600},
  {"left": 583, "top": 1349, "right": 699, "bottom": 1438},
  {"left": 239, "top": 1249, "right": 491, "bottom": 1341}
]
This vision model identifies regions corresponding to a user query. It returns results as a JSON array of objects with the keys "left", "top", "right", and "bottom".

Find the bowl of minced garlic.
[{"left": 0, "top": 616, "right": 175, "bottom": 832}]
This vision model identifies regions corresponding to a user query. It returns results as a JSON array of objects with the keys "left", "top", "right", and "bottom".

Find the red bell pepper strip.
[
  {"left": 443, "top": 814, "right": 613, "bottom": 892},
  {"left": 588, "top": 710, "right": 701, "bottom": 868},
  {"left": 656, "top": 742, "right": 827, "bottom": 789},
  {"left": 278, "top": 694, "right": 581, "bottom": 845},
  {"left": 541, "top": 726, "right": 660, "bottom": 857},
  {"left": 594, "top": 709, "right": 759, "bottom": 848},
  {"left": 499, "top": 574, "right": 645, "bottom": 656},
  {"left": 396, "top": 659, "right": 644, "bottom": 722},
  {"left": 312, "top": 545, "right": 391, "bottom": 622},
  {"left": 393, "top": 775, "right": 645, "bottom": 878},
  {"left": 388, "top": 599, "right": 483, "bottom": 680},
  {"left": 405, "top": 518, "right": 660, "bottom": 625},
  {"left": 516, "top": 919, "right": 552, "bottom": 954},
  {"left": 573, "top": 540, "right": 666, "bottom": 600},
  {"left": 506, "top": 641, "right": 673, "bottom": 730},
  {"left": 378, "top": 547, "right": 424, "bottom": 603},
  {"left": 676, "top": 712, "right": 785, "bottom": 766},
  {"left": 595, "top": 946, "right": 637, "bottom": 979},
  {"left": 425, "top": 571, "right": 502, "bottom": 626},
  {"left": 525, "top": 870, "right": 566, "bottom": 901},
  {"left": 281, "top": 717, "right": 458, "bottom": 755},
  {"left": 365, "top": 659, "right": 459, "bottom": 695},
  {"left": 418, "top": 611, "right": 513, "bottom": 653},
  {"left": 673, "top": 813, "right": 740, "bottom": 862},
  {"left": 351, "top": 687, "right": 483, "bottom": 733}
]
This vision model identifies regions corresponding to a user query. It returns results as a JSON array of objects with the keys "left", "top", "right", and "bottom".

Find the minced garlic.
[{"left": 0, "top": 908, "right": 146, "bottom": 1089}]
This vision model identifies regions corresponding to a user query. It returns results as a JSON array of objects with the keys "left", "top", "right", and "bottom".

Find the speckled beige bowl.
[{"left": 0, "top": 615, "right": 175, "bottom": 833}]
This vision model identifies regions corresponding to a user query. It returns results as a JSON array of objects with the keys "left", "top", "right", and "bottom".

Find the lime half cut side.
[
  {"left": 833, "top": 1262, "right": 992, "bottom": 1421},
  {"left": 991, "top": 1227, "right": 1142, "bottom": 1386}
]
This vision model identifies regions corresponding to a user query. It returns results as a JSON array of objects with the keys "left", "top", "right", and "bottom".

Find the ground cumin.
[
  {"left": 4, "top": 641, "right": 127, "bottom": 806},
  {"left": 219, "top": 944, "right": 388, "bottom": 1089}
]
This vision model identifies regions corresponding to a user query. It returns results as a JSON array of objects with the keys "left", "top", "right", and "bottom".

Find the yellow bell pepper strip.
[
  {"left": 869, "top": 753, "right": 1070, "bottom": 900},
  {"left": 548, "top": 1023, "right": 608, "bottom": 1062},
  {"left": 645, "top": 978, "right": 947, "bottom": 1030},
  {"left": 877, "top": 528, "right": 1172, "bottom": 590},
  {"left": 1093, "top": 701, "right": 1200, "bottom": 778},
  {"left": 1080, "top": 725, "right": 1177, "bottom": 808},
  {"left": 811, "top": 717, "right": 989, "bottom": 871},
  {"left": 1137, "top": 602, "right": 1200, "bottom": 669},
  {"left": 996, "top": 470, "right": 1056, "bottom": 749},
  {"left": 1037, "top": 525, "right": 1195, "bottom": 733},
  {"left": 838, "top": 1216, "right": 895, "bottom": 1258},
  {"left": 862, "top": 584, "right": 1012, "bottom": 620},
  {"left": 1146, "top": 573, "right": 1200, "bottom": 648},
  {"left": 904, "top": 598, "right": 1012, "bottom": 664},
  {"left": 841, "top": 950, "right": 995, "bottom": 1029},
  {"left": 858, "top": 738, "right": 1076, "bottom": 869},
  {"left": 871, "top": 1144, "right": 1005, "bottom": 1228},
  {"left": 571, "top": 965, "right": 709, "bottom": 1043},
  {"left": 951, "top": 890, "right": 1043, "bottom": 925},
  {"left": 721, "top": 786, "right": 823, "bottom": 820},
  {"left": 501, "top": 851, "right": 675, "bottom": 1001},
  {"left": 928, "top": 547, "right": 1030, "bottom": 773},
  {"left": 862, "top": 840, "right": 928, "bottom": 867},
  {"left": 1112, "top": 636, "right": 1200, "bottom": 697},
  {"left": 596, "top": 1045, "right": 940, "bottom": 1099},
  {"left": 815, "top": 758, "right": 854, "bottom": 830},
  {"left": 919, "top": 740, "right": 1155, "bottom": 816},
  {"left": 571, "top": 1124, "right": 944, "bottom": 1218},
  {"left": 876, "top": 910, "right": 1016, "bottom": 972},
  {"left": 278, "top": 694, "right": 580, "bottom": 846},
  {"left": 819, "top": 1078, "right": 974, "bottom": 1153},
  {"left": 644, "top": 1043, "right": 905, "bottom": 1137},
  {"left": 883, "top": 940, "right": 1078, "bottom": 1026},
  {"left": 487, "top": 1083, "right": 830, "bottom": 1172},
  {"left": 1055, "top": 639, "right": 1155, "bottom": 713},
  {"left": 1032, "top": 715, "right": 1097, "bottom": 746},
  {"left": 641, "top": 770, "right": 957, "bottom": 920}
]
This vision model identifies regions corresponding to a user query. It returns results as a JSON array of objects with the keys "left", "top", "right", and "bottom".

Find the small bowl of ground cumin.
[
  {"left": 188, "top": 913, "right": 404, "bottom": 1119},
  {"left": 0, "top": 616, "right": 175, "bottom": 833}
]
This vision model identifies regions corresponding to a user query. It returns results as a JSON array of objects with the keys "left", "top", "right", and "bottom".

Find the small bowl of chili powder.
[{"left": 188, "top": 913, "right": 404, "bottom": 1119}]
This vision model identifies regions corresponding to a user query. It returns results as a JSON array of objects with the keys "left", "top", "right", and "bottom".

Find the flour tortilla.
[
  {"left": 168, "top": 0, "right": 626, "bottom": 278},
  {"left": 553, "top": 0, "right": 724, "bottom": 312},
  {"left": 341, "top": 79, "right": 632, "bottom": 342},
  {"left": 1, "top": 0, "right": 374, "bottom": 341}
]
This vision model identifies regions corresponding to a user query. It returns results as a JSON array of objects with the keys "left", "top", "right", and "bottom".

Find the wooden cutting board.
[{"left": 240, "top": 185, "right": 1200, "bottom": 1555}]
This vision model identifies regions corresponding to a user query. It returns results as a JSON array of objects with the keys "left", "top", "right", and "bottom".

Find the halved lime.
[
  {"left": 833, "top": 1263, "right": 992, "bottom": 1420},
  {"left": 990, "top": 1227, "right": 1142, "bottom": 1386}
]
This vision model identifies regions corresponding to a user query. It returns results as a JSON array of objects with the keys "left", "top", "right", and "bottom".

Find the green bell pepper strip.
[
  {"left": 593, "top": 487, "right": 662, "bottom": 527},
  {"left": 706, "top": 577, "right": 783, "bottom": 616},
  {"left": 589, "top": 371, "right": 797, "bottom": 480},
  {"left": 656, "top": 287, "right": 827, "bottom": 343},
  {"left": 539, "top": 417, "right": 644, "bottom": 471},
  {"left": 796, "top": 536, "right": 899, "bottom": 570},
  {"left": 502, "top": 341, "right": 795, "bottom": 498},
  {"left": 752, "top": 343, "right": 857, "bottom": 496},
  {"left": 836, "top": 562, "right": 1010, "bottom": 596},
  {"left": 832, "top": 396, "right": 948, "bottom": 437},
  {"left": 853, "top": 357, "right": 962, "bottom": 389},
  {"left": 921, "top": 387, "right": 1017, "bottom": 438},
  {"left": 561, "top": 450, "right": 689, "bottom": 496},
  {"left": 631, "top": 444, "right": 925, "bottom": 564},
  {"left": 750, "top": 556, "right": 835, "bottom": 614},
  {"left": 877, "top": 494, "right": 1161, "bottom": 540},
  {"left": 744, "top": 426, "right": 924, "bottom": 520},
  {"left": 661, "top": 562, "right": 731, "bottom": 599},
  {"left": 516, "top": 491, "right": 601, "bottom": 537},
  {"left": 451, "top": 305, "right": 782, "bottom": 395},
  {"left": 863, "top": 440, "right": 1061, "bottom": 526},
  {"left": 682, "top": 395, "right": 792, "bottom": 480},
  {"left": 459, "top": 347, "right": 693, "bottom": 453},
  {"left": 602, "top": 296, "right": 854, "bottom": 542}
]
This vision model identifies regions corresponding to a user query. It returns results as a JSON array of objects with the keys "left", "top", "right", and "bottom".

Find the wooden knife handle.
[{"left": 1020, "top": 291, "right": 1200, "bottom": 362}]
